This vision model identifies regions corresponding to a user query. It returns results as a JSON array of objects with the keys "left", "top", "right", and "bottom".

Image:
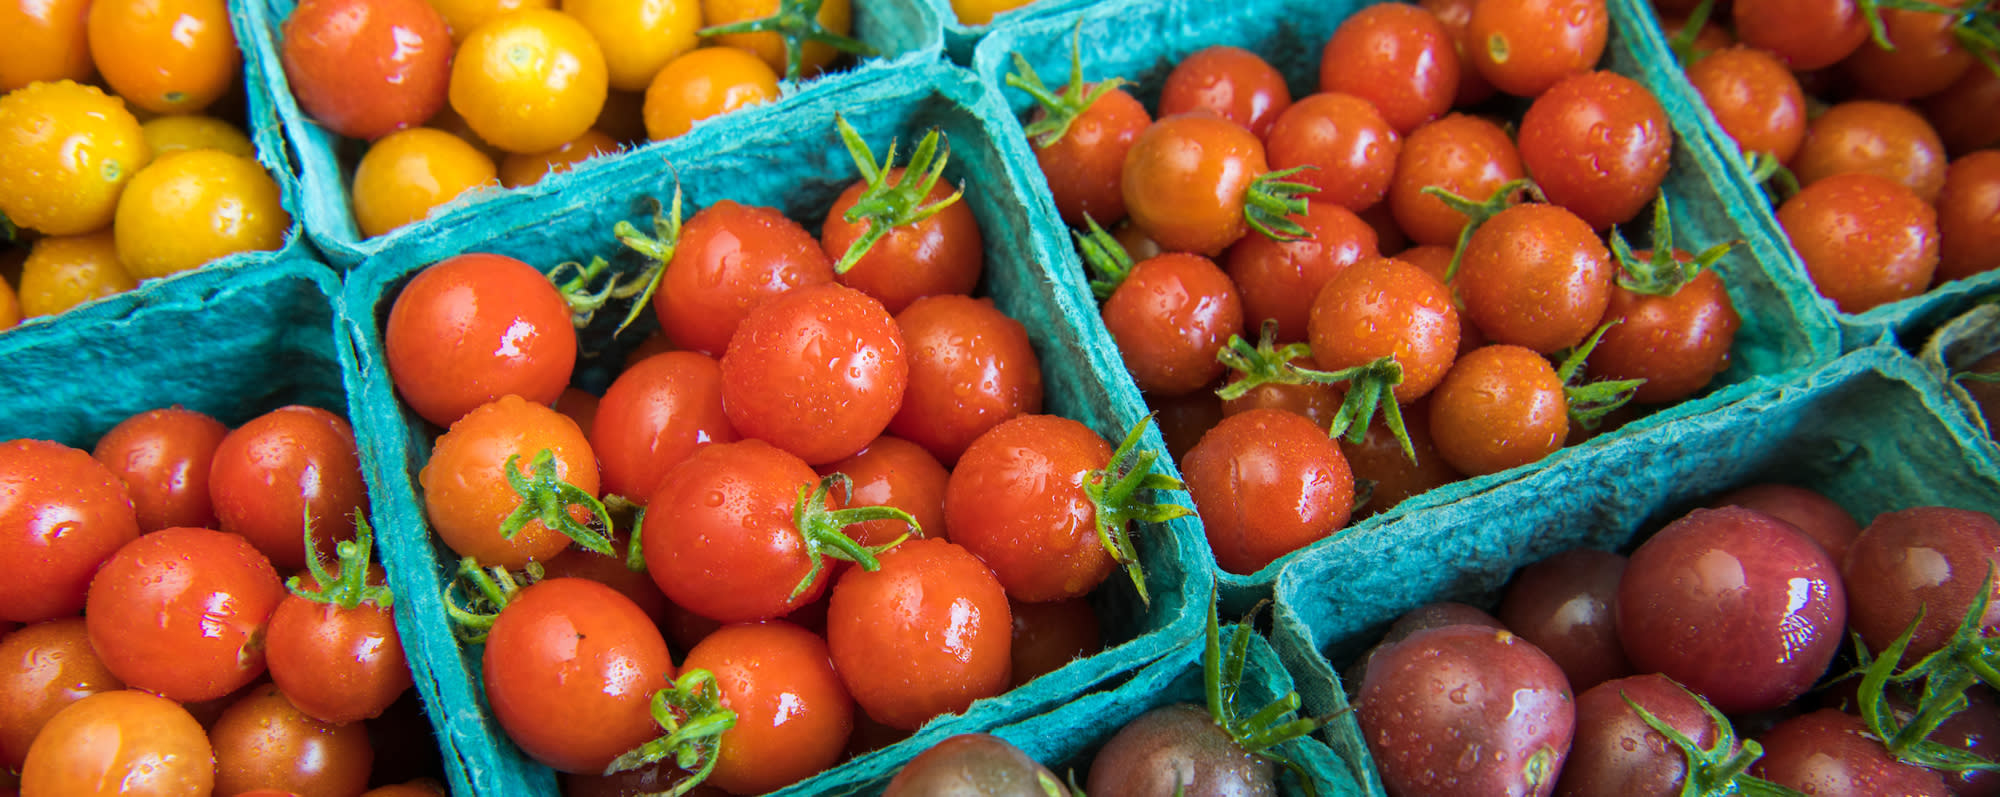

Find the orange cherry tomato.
[
  {"left": 351, "top": 127, "right": 497, "bottom": 238},
  {"left": 428, "top": 0, "right": 554, "bottom": 42},
  {"left": 498, "top": 128, "right": 618, "bottom": 187},
  {"left": 139, "top": 114, "right": 256, "bottom": 158},
  {"left": 88, "top": 0, "right": 240, "bottom": 114},
  {"left": 448, "top": 8, "right": 608, "bottom": 154},
  {"left": 564, "top": 0, "right": 701, "bottom": 92},
  {"left": 0, "top": 80, "right": 150, "bottom": 236},
  {"left": 19, "top": 231, "right": 137, "bottom": 317},
  {"left": 642, "top": 46, "right": 780, "bottom": 140},
  {"left": 0, "top": 0, "right": 94, "bottom": 91},
  {"left": 19, "top": 690, "right": 214, "bottom": 797}
]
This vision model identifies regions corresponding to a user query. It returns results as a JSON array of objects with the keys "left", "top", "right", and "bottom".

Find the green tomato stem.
[
  {"left": 1085, "top": 415, "right": 1195, "bottom": 607},
  {"left": 695, "top": 0, "right": 875, "bottom": 82},
  {"left": 499, "top": 449, "right": 616, "bottom": 556},
  {"left": 1422, "top": 178, "right": 1540, "bottom": 283},
  {"left": 786, "top": 473, "right": 917, "bottom": 601},
  {"left": 830, "top": 115, "right": 963, "bottom": 274},
  {"left": 1007, "top": 23, "right": 1128, "bottom": 149},
  {"left": 286, "top": 510, "right": 394, "bottom": 610}
]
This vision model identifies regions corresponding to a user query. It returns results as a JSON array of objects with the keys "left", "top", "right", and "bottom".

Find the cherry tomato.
[
  {"left": 1777, "top": 172, "right": 1938, "bottom": 314},
  {"left": 885, "top": 734, "right": 1060, "bottom": 795},
  {"left": 484, "top": 577, "right": 674, "bottom": 773},
  {"left": 1840, "top": 7, "right": 1974, "bottom": 100},
  {"left": 1309, "top": 255, "right": 1461, "bottom": 402},
  {"left": 114, "top": 149, "right": 292, "bottom": 280},
  {"left": 18, "top": 231, "right": 136, "bottom": 318},
  {"left": 1007, "top": 596, "right": 1099, "bottom": 688},
  {"left": 1732, "top": 0, "right": 1869, "bottom": 71},
  {"left": 826, "top": 537, "right": 1011, "bottom": 731},
  {"left": 1751, "top": 710, "right": 1951, "bottom": 796},
  {"left": 654, "top": 199, "right": 835, "bottom": 357},
  {"left": 818, "top": 435, "right": 948, "bottom": 547},
  {"left": 1226, "top": 202, "right": 1379, "bottom": 344},
  {"left": 1684, "top": 45, "right": 1807, "bottom": 164},
  {"left": 1182, "top": 408, "right": 1354, "bottom": 574},
  {"left": 1519, "top": 71, "right": 1671, "bottom": 230},
  {"left": 822, "top": 167, "right": 986, "bottom": 316},
  {"left": 1560, "top": 673, "right": 1720, "bottom": 794},
  {"left": 1936, "top": 150, "right": 2000, "bottom": 284},
  {"left": 449, "top": 8, "right": 607, "bottom": 154},
  {"left": 1706, "top": 482, "right": 1861, "bottom": 565},
  {"left": 683, "top": 621, "right": 853, "bottom": 793},
  {"left": 1123, "top": 112, "right": 1273, "bottom": 257},
  {"left": 1496, "top": 549, "right": 1631, "bottom": 694},
  {"left": 350, "top": 127, "right": 498, "bottom": 238},
  {"left": 1421, "top": 0, "right": 1496, "bottom": 106},
  {"left": 282, "top": 0, "right": 454, "bottom": 141},
  {"left": 1458, "top": 203, "right": 1613, "bottom": 354},
  {"left": 1159, "top": 45, "right": 1292, "bottom": 138},
  {"left": 720, "top": 282, "right": 908, "bottom": 466},
  {"left": 591, "top": 349, "right": 736, "bottom": 502},
  {"left": 1087, "top": 702, "right": 1278, "bottom": 795},
  {"left": 497, "top": 128, "right": 618, "bottom": 187},
  {"left": 1387, "top": 113, "right": 1525, "bottom": 248},
  {"left": 429, "top": 0, "right": 552, "bottom": 41},
  {"left": 211, "top": 684, "right": 374, "bottom": 797},
  {"left": 1793, "top": 100, "right": 1948, "bottom": 204},
  {"left": 1028, "top": 82, "right": 1150, "bottom": 227},
  {"left": 1842, "top": 507, "right": 2000, "bottom": 665},
  {"left": 88, "top": 0, "right": 238, "bottom": 114},
  {"left": 1465, "top": 0, "right": 1607, "bottom": 97},
  {"left": 1263, "top": 92, "right": 1402, "bottom": 214},
  {"left": 209, "top": 405, "right": 365, "bottom": 571},
  {"left": 265, "top": 569, "right": 411, "bottom": 725},
  {"left": 1318, "top": 4, "right": 1460, "bottom": 134},
  {"left": 564, "top": 0, "right": 699, "bottom": 92},
  {"left": 1921, "top": 65, "right": 2000, "bottom": 156},
  {"left": 1100, "top": 251, "right": 1245, "bottom": 397},
  {"left": 85, "top": 527, "right": 284, "bottom": 703},
  {"left": 942, "top": 414, "right": 1121, "bottom": 603},
  {"left": 19, "top": 690, "right": 213, "bottom": 797},
  {"left": 0, "top": 80, "right": 150, "bottom": 236},
  {"left": 384, "top": 252, "right": 577, "bottom": 428},
  {"left": 700, "top": 0, "right": 852, "bottom": 79},
  {"left": 419, "top": 394, "right": 600, "bottom": 568},
  {"left": 1428, "top": 344, "right": 1568, "bottom": 476},
  {"left": 0, "top": 0, "right": 92, "bottom": 91},
  {"left": 0, "top": 618, "right": 125, "bottom": 772},
  {"left": 887, "top": 294, "right": 1044, "bottom": 467},
  {"left": 641, "top": 46, "right": 781, "bottom": 141},
  {"left": 0, "top": 439, "right": 140, "bottom": 624},
  {"left": 91, "top": 406, "right": 227, "bottom": 533},
  {"left": 1339, "top": 397, "right": 1464, "bottom": 515}
]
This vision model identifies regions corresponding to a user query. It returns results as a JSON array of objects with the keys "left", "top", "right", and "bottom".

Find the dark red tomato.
[
  {"left": 211, "top": 683, "right": 374, "bottom": 797},
  {"left": 1936, "top": 150, "right": 2000, "bottom": 284},
  {"left": 483, "top": 577, "right": 673, "bottom": 774},
  {"left": 1086, "top": 702, "right": 1275, "bottom": 796},
  {"left": 1617, "top": 507, "right": 1846, "bottom": 714},
  {"left": 1263, "top": 92, "right": 1401, "bottom": 213},
  {"left": 1388, "top": 113, "right": 1526, "bottom": 248},
  {"left": 1731, "top": 0, "right": 1868, "bottom": 70},
  {"left": 1159, "top": 45, "right": 1292, "bottom": 139},
  {"left": 0, "top": 618, "right": 124, "bottom": 771},
  {"left": 720, "top": 282, "right": 908, "bottom": 466},
  {"left": 1931, "top": 686, "right": 2000, "bottom": 796},
  {"left": 1557, "top": 673, "right": 1727, "bottom": 796},
  {"left": 885, "top": 734, "right": 1060, "bottom": 797},
  {"left": 1101, "top": 251, "right": 1244, "bottom": 397},
  {"left": 682, "top": 621, "right": 853, "bottom": 794},
  {"left": 818, "top": 435, "right": 948, "bottom": 546},
  {"left": 385, "top": 253, "right": 577, "bottom": 428},
  {"left": 826, "top": 538, "right": 1011, "bottom": 731},
  {"left": 84, "top": 527, "right": 284, "bottom": 703},
  {"left": 590, "top": 349, "right": 737, "bottom": 503},
  {"left": 1519, "top": 71, "right": 1671, "bottom": 230},
  {"left": 1842, "top": 507, "right": 2000, "bottom": 664},
  {"left": 1421, "top": 0, "right": 1497, "bottom": 106},
  {"left": 1706, "top": 483, "right": 1860, "bottom": 565},
  {"left": 656, "top": 200, "right": 836, "bottom": 357},
  {"left": 1182, "top": 408, "right": 1354, "bottom": 575},
  {"left": 280, "top": 0, "right": 452, "bottom": 140},
  {"left": 1466, "top": 0, "right": 1608, "bottom": 97},
  {"left": 1007, "top": 597, "right": 1099, "bottom": 688},
  {"left": 18, "top": 690, "right": 213, "bottom": 796},
  {"left": 91, "top": 406, "right": 227, "bottom": 533},
  {"left": 1123, "top": 112, "right": 1273, "bottom": 256},
  {"left": 1339, "top": 397, "right": 1464, "bottom": 515},
  {"left": 942, "top": 414, "right": 1116, "bottom": 603},
  {"left": 210, "top": 405, "right": 366, "bottom": 571},
  {"left": 1684, "top": 45, "right": 1807, "bottom": 165},
  {"left": 1497, "top": 549, "right": 1632, "bottom": 694},
  {"left": 1225, "top": 201, "right": 1379, "bottom": 344},
  {"left": 1778, "top": 172, "right": 1939, "bottom": 313},
  {"left": 1750, "top": 710, "right": 1951, "bottom": 796},
  {"left": 1840, "top": 7, "right": 1974, "bottom": 100},
  {"left": 0, "top": 439, "right": 139, "bottom": 623},
  {"left": 1458, "top": 203, "right": 1613, "bottom": 354},
  {"left": 1921, "top": 65, "right": 2000, "bottom": 156},
  {"left": 1350, "top": 600, "right": 1502, "bottom": 682},
  {"left": 822, "top": 167, "right": 985, "bottom": 316},
  {"left": 1356, "top": 625, "right": 1575, "bottom": 797},
  {"left": 1428, "top": 344, "right": 1569, "bottom": 476},
  {"left": 1028, "top": 82, "right": 1150, "bottom": 228},
  {"left": 1308, "top": 255, "right": 1461, "bottom": 401},
  {"left": 1318, "top": 4, "right": 1459, "bottom": 134},
  {"left": 265, "top": 569, "right": 411, "bottom": 725},
  {"left": 1585, "top": 256, "right": 1739, "bottom": 404},
  {"left": 418, "top": 394, "right": 600, "bottom": 568},
  {"left": 1793, "top": 100, "right": 1948, "bottom": 204},
  {"left": 888, "top": 294, "right": 1045, "bottom": 467}
]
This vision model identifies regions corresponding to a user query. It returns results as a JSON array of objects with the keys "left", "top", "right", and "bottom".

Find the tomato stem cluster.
[
  {"left": 1554, "top": 322, "right": 1646, "bottom": 427},
  {"left": 1423, "top": 177, "right": 1542, "bottom": 284},
  {"left": 1212, "top": 320, "right": 1317, "bottom": 402},
  {"left": 500, "top": 449, "right": 616, "bottom": 557},
  {"left": 1085, "top": 417, "right": 1194, "bottom": 607},
  {"left": 287, "top": 510, "right": 394, "bottom": 610},
  {"left": 610, "top": 187, "right": 687, "bottom": 335},
  {"left": 1861, "top": 0, "right": 2000, "bottom": 77},
  {"left": 603, "top": 669, "right": 737, "bottom": 795},
  {"left": 830, "top": 115, "right": 964, "bottom": 274},
  {"left": 1073, "top": 215, "right": 1140, "bottom": 299},
  {"left": 443, "top": 557, "right": 538, "bottom": 643},
  {"left": 1203, "top": 595, "right": 1327, "bottom": 797},
  {"left": 1851, "top": 566, "right": 2000, "bottom": 775},
  {"left": 1620, "top": 684, "right": 1801, "bottom": 796},
  {"left": 695, "top": 0, "right": 875, "bottom": 82},
  {"left": 1243, "top": 167, "right": 1320, "bottom": 244},
  {"left": 787, "top": 472, "right": 917, "bottom": 600},
  {"left": 1608, "top": 198, "right": 1741, "bottom": 297},
  {"left": 1213, "top": 321, "right": 1420, "bottom": 464},
  {"left": 1006, "top": 24, "right": 1129, "bottom": 149}
]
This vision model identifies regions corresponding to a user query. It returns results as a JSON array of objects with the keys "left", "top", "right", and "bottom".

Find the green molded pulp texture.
[
  {"left": 968, "top": 0, "right": 1841, "bottom": 611},
  {"left": 922, "top": 0, "right": 1107, "bottom": 63},
  {"left": 1271, "top": 345, "right": 2000, "bottom": 793},
  {"left": 1611, "top": 0, "right": 1997, "bottom": 350},
  {"left": 236, "top": 0, "right": 944, "bottom": 268},
  {"left": 339, "top": 62, "right": 1213, "bottom": 795}
]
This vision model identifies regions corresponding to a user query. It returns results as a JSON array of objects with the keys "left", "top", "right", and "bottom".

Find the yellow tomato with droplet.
[
  {"left": 0, "top": 80, "right": 151, "bottom": 235},
  {"left": 114, "top": 149, "right": 290, "bottom": 278},
  {"left": 20, "top": 231, "right": 137, "bottom": 316}
]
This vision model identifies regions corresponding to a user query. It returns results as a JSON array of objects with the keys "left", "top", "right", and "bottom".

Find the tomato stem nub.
[
  {"left": 1007, "top": 23, "right": 1129, "bottom": 149},
  {"left": 1668, "top": 0, "right": 1718, "bottom": 62},
  {"left": 1555, "top": 321, "right": 1645, "bottom": 426},
  {"left": 1074, "top": 214, "right": 1137, "bottom": 299},
  {"left": 1848, "top": 566, "right": 2000, "bottom": 775},
  {"left": 831, "top": 115, "right": 964, "bottom": 274},
  {"left": 1609, "top": 196, "right": 1740, "bottom": 297},
  {"left": 787, "top": 473, "right": 917, "bottom": 601},
  {"left": 443, "top": 557, "right": 536, "bottom": 644},
  {"left": 1212, "top": 320, "right": 1319, "bottom": 401},
  {"left": 605, "top": 668, "right": 737, "bottom": 795},
  {"left": 1422, "top": 178, "right": 1540, "bottom": 283},
  {"left": 1085, "top": 416, "right": 1195, "bottom": 607},
  {"left": 610, "top": 186, "right": 687, "bottom": 336},
  {"left": 1620, "top": 682, "right": 1800, "bottom": 796},
  {"left": 1743, "top": 152, "right": 1802, "bottom": 206},
  {"left": 1244, "top": 167, "right": 1319, "bottom": 243},
  {"left": 288, "top": 510, "right": 394, "bottom": 610},
  {"left": 1201, "top": 593, "right": 1329, "bottom": 797},
  {"left": 499, "top": 449, "right": 616, "bottom": 557},
  {"left": 695, "top": 0, "right": 874, "bottom": 82}
]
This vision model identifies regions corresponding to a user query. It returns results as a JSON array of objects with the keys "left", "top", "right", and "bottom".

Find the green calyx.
[
  {"left": 443, "top": 556, "right": 540, "bottom": 644},
  {"left": 1006, "top": 24, "right": 1128, "bottom": 149},
  {"left": 695, "top": 0, "right": 875, "bottom": 82},
  {"left": 1609, "top": 197, "right": 1741, "bottom": 297},
  {"left": 786, "top": 472, "right": 917, "bottom": 601},
  {"left": 604, "top": 669, "right": 738, "bottom": 795},
  {"left": 1849, "top": 565, "right": 2000, "bottom": 775},
  {"left": 1084, "top": 416, "right": 1196, "bottom": 607},
  {"left": 1074, "top": 215, "right": 1138, "bottom": 300},
  {"left": 1621, "top": 683, "right": 1803, "bottom": 797},
  {"left": 606, "top": 186, "right": 687, "bottom": 337},
  {"left": 1668, "top": 0, "right": 1719, "bottom": 63},
  {"left": 1422, "top": 178, "right": 1541, "bottom": 284},
  {"left": 287, "top": 510, "right": 395, "bottom": 611},
  {"left": 1202, "top": 594, "right": 1328, "bottom": 797},
  {"left": 1244, "top": 166, "right": 1320, "bottom": 244},
  {"left": 1555, "top": 321, "right": 1646, "bottom": 427},
  {"left": 1213, "top": 319, "right": 1319, "bottom": 402},
  {"left": 501, "top": 449, "right": 616, "bottom": 557},
  {"left": 1742, "top": 152, "right": 1802, "bottom": 206},
  {"left": 1210, "top": 323, "right": 1417, "bottom": 464},
  {"left": 831, "top": 114, "right": 963, "bottom": 274}
]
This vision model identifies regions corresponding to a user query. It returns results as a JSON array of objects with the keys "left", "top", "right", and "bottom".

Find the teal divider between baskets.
[
  {"left": 338, "top": 60, "right": 1215, "bottom": 795},
  {"left": 1270, "top": 344, "right": 2000, "bottom": 793},
  {"left": 968, "top": 0, "right": 1842, "bottom": 617},
  {"left": 914, "top": 0, "right": 1108, "bottom": 63},
  {"left": 235, "top": 0, "right": 945, "bottom": 269},
  {"left": 1609, "top": 0, "right": 2000, "bottom": 351},
  {"left": 1919, "top": 302, "right": 2000, "bottom": 452}
]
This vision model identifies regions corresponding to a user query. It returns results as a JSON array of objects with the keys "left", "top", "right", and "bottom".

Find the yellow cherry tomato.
[
  {"left": 701, "top": 0, "right": 852, "bottom": 79},
  {"left": 114, "top": 149, "right": 290, "bottom": 279},
  {"left": 563, "top": 0, "right": 701, "bottom": 92},
  {"left": 20, "top": 231, "right": 137, "bottom": 316},
  {"left": 140, "top": 114, "right": 257, "bottom": 157},
  {"left": 0, "top": 274, "right": 20, "bottom": 331},
  {"left": 428, "top": 0, "right": 555, "bottom": 42},
  {"left": 498, "top": 128, "right": 618, "bottom": 187},
  {"left": 449, "top": 8, "right": 608, "bottom": 154},
  {"left": 950, "top": 0, "right": 1039, "bottom": 26},
  {"left": 352, "top": 127, "right": 497, "bottom": 238},
  {"left": 642, "top": 46, "right": 779, "bottom": 140},
  {"left": 88, "top": 0, "right": 240, "bottom": 114},
  {"left": 0, "top": 80, "right": 151, "bottom": 236},
  {"left": 0, "top": 0, "right": 95, "bottom": 92}
]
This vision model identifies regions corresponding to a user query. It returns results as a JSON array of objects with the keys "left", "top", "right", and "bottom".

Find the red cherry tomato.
[
  {"left": 1123, "top": 113, "right": 1274, "bottom": 257},
  {"left": 1840, "top": 7, "right": 1974, "bottom": 101},
  {"left": 90, "top": 406, "right": 227, "bottom": 534},
  {"left": 1937, "top": 151, "right": 2000, "bottom": 284},
  {"left": 1388, "top": 113, "right": 1525, "bottom": 248},
  {"left": 1318, "top": 4, "right": 1460, "bottom": 134},
  {"left": 265, "top": 567, "right": 411, "bottom": 725},
  {"left": 942, "top": 414, "right": 1122, "bottom": 603},
  {"left": 1182, "top": 408, "right": 1354, "bottom": 574},
  {"left": 817, "top": 435, "right": 949, "bottom": 547},
  {"left": 1684, "top": 45, "right": 1808, "bottom": 164},
  {"left": 683, "top": 621, "right": 853, "bottom": 794},
  {"left": 1777, "top": 172, "right": 1939, "bottom": 314},
  {"left": 418, "top": 394, "right": 601, "bottom": 568},
  {"left": 1027, "top": 82, "right": 1150, "bottom": 227},
  {"left": 826, "top": 537, "right": 1011, "bottom": 731},
  {"left": 484, "top": 578, "right": 673, "bottom": 773},
  {"left": 1518, "top": 71, "right": 1671, "bottom": 230},
  {"left": 887, "top": 294, "right": 1045, "bottom": 467},
  {"left": 385, "top": 253, "right": 578, "bottom": 428},
  {"left": 1465, "top": 0, "right": 1607, "bottom": 97},
  {"left": 1308, "top": 255, "right": 1461, "bottom": 402},
  {"left": 1263, "top": 92, "right": 1402, "bottom": 213},
  {"left": 1792, "top": 100, "right": 1948, "bottom": 204},
  {"left": 720, "top": 282, "right": 908, "bottom": 466},
  {"left": 590, "top": 349, "right": 737, "bottom": 503},
  {"left": 1428, "top": 344, "right": 1569, "bottom": 476},
  {"left": 655, "top": 200, "right": 834, "bottom": 357},
  {"left": 0, "top": 439, "right": 139, "bottom": 624},
  {"left": 211, "top": 684, "right": 375, "bottom": 797},
  {"left": 19, "top": 690, "right": 214, "bottom": 796},
  {"left": 1585, "top": 253, "right": 1740, "bottom": 404},
  {"left": 1732, "top": 0, "right": 1869, "bottom": 71},
  {"left": 0, "top": 618, "right": 124, "bottom": 771},
  {"left": 1226, "top": 201, "right": 1380, "bottom": 344},
  {"left": 821, "top": 168, "right": 985, "bottom": 316},
  {"left": 1159, "top": 45, "right": 1293, "bottom": 138},
  {"left": 209, "top": 405, "right": 366, "bottom": 572},
  {"left": 1458, "top": 203, "right": 1613, "bottom": 354},
  {"left": 281, "top": 0, "right": 454, "bottom": 140},
  {"left": 84, "top": 527, "right": 285, "bottom": 703},
  {"left": 1100, "top": 251, "right": 1245, "bottom": 398}
]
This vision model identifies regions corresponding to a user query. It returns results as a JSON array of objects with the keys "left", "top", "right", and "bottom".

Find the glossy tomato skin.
[
  {"left": 1318, "top": 4, "right": 1460, "bottom": 134},
  {"left": 266, "top": 571, "right": 412, "bottom": 725},
  {"left": 565, "top": 0, "right": 698, "bottom": 92},
  {"left": 281, "top": 0, "right": 454, "bottom": 140},
  {"left": 1422, "top": 0, "right": 1496, "bottom": 106},
  {"left": 1225, "top": 202, "right": 1379, "bottom": 344},
  {"left": 943, "top": 414, "right": 1116, "bottom": 603},
  {"left": 640, "top": 46, "right": 780, "bottom": 141},
  {"left": 1308, "top": 255, "right": 1461, "bottom": 402},
  {"left": 0, "top": 80, "right": 149, "bottom": 237},
  {"left": 1357, "top": 625, "right": 1575, "bottom": 797},
  {"left": 1840, "top": 7, "right": 1973, "bottom": 101},
  {"left": 821, "top": 168, "right": 985, "bottom": 316},
  {"left": 484, "top": 578, "right": 673, "bottom": 774},
  {"left": 85, "top": 527, "right": 285, "bottom": 703},
  {"left": 642, "top": 440, "right": 838, "bottom": 623},
  {"left": 1087, "top": 703, "right": 1275, "bottom": 797},
  {"left": 720, "top": 282, "right": 908, "bottom": 466},
  {"left": 1497, "top": 549, "right": 1632, "bottom": 695},
  {"left": 1123, "top": 113, "right": 1271, "bottom": 257},
  {"left": 683, "top": 621, "right": 853, "bottom": 794},
  {"left": 0, "top": 440, "right": 140, "bottom": 624},
  {"left": 1556, "top": 673, "right": 1720, "bottom": 796},
  {"left": 1263, "top": 93, "right": 1401, "bottom": 213},
  {"left": 385, "top": 253, "right": 577, "bottom": 428},
  {"left": 88, "top": 0, "right": 239, "bottom": 114},
  {"left": 656, "top": 200, "right": 835, "bottom": 357},
  {"left": 19, "top": 690, "right": 213, "bottom": 797},
  {"left": 826, "top": 538, "right": 1011, "bottom": 731},
  {"left": 1935, "top": 150, "right": 2000, "bottom": 283},
  {"left": 351, "top": 127, "right": 498, "bottom": 238},
  {"left": 1686, "top": 46, "right": 1808, "bottom": 164},
  {"left": 418, "top": 394, "right": 600, "bottom": 568},
  {"left": 1777, "top": 172, "right": 1939, "bottom": 314},
  {"left": 0, "top": 618, "right": 124, "bottom": 771},
  {"left": 590, "top": 349, "right": 737, "bottom": 503},
  {"left": 448, "top": 7, "right": 607, "bottom": 154},
  {"left": 1586, "top": 262, "right": 1740, "bottom": 404},
  {"left": 1466, "top": 0, "right": 1607, "bottom": 97},
  {"left": 817, "top": 436, "right": 949, "bottom": 547},
  {"left": 1388, "top": 113, "right": 1525, "bottom": 248},
  {"left": 1182, "top": 408, "right": 1353, "bottom": 575},
  {"left": 1732, "top": 0, "right": 1869, "bottom": 71},
  {"left": 1749, "top": 710, "right": 1951, "bottom": 796},
  {"left": 1793, "top": 100, "right": 1948, "bottom": 204},
  {"left": 1519, "top": 71, "right": 1671, "bottom": 230},
  {"left": 90, "top": 406, "right": 227, "bottom": 533},
  {"left": 1458, "top": 203, "right": 1613, "bottom": 354},
  {"left": 210, "top": 405, "right": 367, "bottom": 571},
  {"left": 211, "top": 684, "right": 374, "bottom": 797},
  {"left": 1617, "top": 507, "right": 1846, "bottom": 714},
  {"left": 1031, "top": 83, "right": 1149, "bottom": 227},
  {"left": 1842, "top": 507, "right": 2000, "bottom": 665},
  {"left": 885, "top": 734, "right": 1060, "bottom": 797},
  {"left": 0, "top": 0, "right": 92, "bottom": 91},
  {"left": 888, "top": 295, "right": 1044, "bottom": 467},
  {"left": 1428, "top": 344, "right": 1569, "bottom": 476},
  {"left": 1159, "top": 45, "right": 1293, "bottom": 138},
  {"left": 1102, "top": 252, "right": 1244, "bottom": 397},
  {"left": 1706, "top": 483, "right": 1860, "bottom": 565}
]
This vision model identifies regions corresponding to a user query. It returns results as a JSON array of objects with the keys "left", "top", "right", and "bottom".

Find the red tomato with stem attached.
[
  {"left": 1457, "top": 203, "right": 1614, "bottom": 354},
  {"left": 385, "top": 253, "right": 578, "bottom": 429},
  {"left": 1100, "top": 251, "right": 1245, "bottom": 398},
  {"left": 1840, "top": 7, "right": 1974, "bottom": 101},
  {"left": 821, "top": 168, "right": 985, "bottom": 316},
  {"left": 210, "top": 405, "right": 366, "bottom": 572},
  {"left": 942, "top": 415, "right": 1119, "bottom": 603},
  {"left": 281, "top": 0, "right": 454, "bottom": 140},
  {"left": 887, "top": 294, "right": 1044, "bottom": 467},
  {"left": 1263, "top": 92, "right": 1402, "bottom": 213},
  {"left": 682, "top": 621, "right": 853, "bottom": 794},
  {"left": 1318, "top": 4, "right": 1460, "bottom": 134},
  {"left": 1159, "top": 45, "right": 1293, "bottom": 138},
  {"left": 1181, "top": 408, "right": 1354, "bottom": 575},
  {"left": 1388, "top": 113, "right": 1525, "bottom": 248},
  {"left": 84, "top": 527, "right": 285, "bottom": 703},
  {"left": 1123, "top": 113, "right": 1277, "bottom": 257},
  {"left": 91, "top": 406, "right": 227, "bottom": 534},
  {"left": 590, "top": 349, "right": 737, "bottom": 503},
  {"left": 1585, "top": 251, "right": 1739, "bottom": 404},
  {"left": 817, "top": 435, "right": 948, "bottom": 547},
  {"left": 418, "top": 394, "right": 603, "bottom": 568},
  {"left": 720, "top": 282, "right": 908, "bottom": 466},
  {"left": 1024, "top": 80, "right": 1150, "bottom": 228},
  {"left": 1308, "top": 255, "right": 1461, "bottom": 403},
  {"left": 826, "top": 538, "right": 1011, "bottom": 731},
  {"left": 0, "top": 439, "right": 139, "bottom": 624},
  {"left": 1518, "top": 71, "right": 1671, "bottom": 231},
  {"left": 654, "top": 200, "right": 835, "bottom": 357},
  {"left": 266, "top": 550, "right": 411, "bottom": 725}
]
